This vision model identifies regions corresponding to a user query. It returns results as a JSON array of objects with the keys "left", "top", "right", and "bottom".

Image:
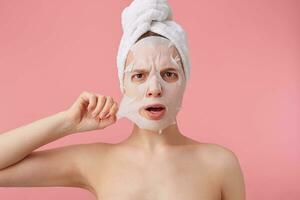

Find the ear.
[
  {"left": 170, "top": 45, "right": 186, "bottom": 79},
  {"left": 121, "top": 81, "right": 127, "bottom": 95},
  {"left": 121, "top": 76, "right": 126, "bottom": 94},
  {"left": 125, "top": 50, "right": 134, "bottom": 67}
]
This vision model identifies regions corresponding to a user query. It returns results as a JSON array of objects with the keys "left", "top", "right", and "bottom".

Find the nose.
[{"left": 146, "top": 76, "right": 162, "bottom": 98}]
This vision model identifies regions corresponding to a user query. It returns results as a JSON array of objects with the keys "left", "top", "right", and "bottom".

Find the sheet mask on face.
[{"left": 116, "top": 36, "right": 187, "bottom": 134}]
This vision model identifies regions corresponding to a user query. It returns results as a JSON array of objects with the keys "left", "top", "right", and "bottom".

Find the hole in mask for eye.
[
  {"left": 131, "top": 72, "right": 148, "bottom": 83},
  {"left": 161, "top": 70, "right": 179, "bottom": 82},
  {"left": 131, "top": 69, "right": 179, "bottom": 84}
]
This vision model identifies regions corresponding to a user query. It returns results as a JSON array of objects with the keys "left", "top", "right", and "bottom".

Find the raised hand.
[{"left": 64, "top": 91, "right": 119, "bottom": 133}]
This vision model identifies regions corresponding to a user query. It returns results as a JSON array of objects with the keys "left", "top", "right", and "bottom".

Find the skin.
[
  {"left": 83, "top": 43, "right": 245, "bottom": 200},
  {"left": 0, "top": 43, "right": 245, "bottom": 200}
]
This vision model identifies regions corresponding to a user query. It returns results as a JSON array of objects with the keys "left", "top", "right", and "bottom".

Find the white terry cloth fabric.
[{"left": 117, "top": 0, "right": 191, "bottom": 93}]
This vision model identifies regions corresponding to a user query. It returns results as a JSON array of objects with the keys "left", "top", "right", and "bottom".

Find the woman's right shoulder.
[
  {"left": 68, "top": 142, "right": 116, "bottom": 181},
  {"left": 68, "top": 142, "right": 115, "bottom": 156}
]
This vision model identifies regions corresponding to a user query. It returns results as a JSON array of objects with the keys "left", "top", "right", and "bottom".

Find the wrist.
[{"left": 56, "top": 111, "right": 76, "bottom": 136}]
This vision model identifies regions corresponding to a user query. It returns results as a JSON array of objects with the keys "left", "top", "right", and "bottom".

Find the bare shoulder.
[
  {"left": 198, "top": 142, "right": 239, "bottom": 159},
  {"left": 61, "top": 142, "right": 114, "bottom": 192},
  {"left": 182, "top": 138, "right": 242, "bottom": 175},
  {"left": 193, "top": 142, "right": 245, "bottom": 198},
  {"left": 72, "top": 142, "right": 113, "bottom": 152},
  {"left": 71, "top": 142, "right": 114, "bottom": 165},
  {"left": 193, "top": 142, "right": 241, "bottom": 168},
  {"left": 60, "top": 142, "right": 112, "bottom": 161}
]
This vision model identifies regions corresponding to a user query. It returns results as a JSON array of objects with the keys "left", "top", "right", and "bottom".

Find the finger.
[
  {"left": 73, "top": 91, "right": 91, "bottom": 110},
  {"left": 87, "top": 94, "right": 97, "bottom": 112},
  {"left": 77, "top": 91, "right": 90, "bottom": 106},
  {"left": 91, "top": 95, "right": 106, "bottom": 117},
  {"left": 99, "top": 96, "right": 114, "bottom": 119},
  {"left": 104, "top": 102, "right": 119, "bottom": 118},
  {"left": 99, "top": 114, "right": 117, "bottom": 129}
]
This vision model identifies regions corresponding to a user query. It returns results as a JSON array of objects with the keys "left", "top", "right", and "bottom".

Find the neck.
[{"left": 123, "top": 119, "right": 188, "bottom": 152}]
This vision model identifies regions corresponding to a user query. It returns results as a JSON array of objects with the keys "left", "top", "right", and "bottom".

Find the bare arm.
[
  {"left": 0, "top": 144, "right": 89, "bottom": 189},
  {"left": 0, "top": 92, "right": 117, "bottom": 170},
  {"left": 0, "top": 111, "right": 72, "bottom": 170},
  {"left": 0, "top": 92, "right": 118, "bottom": 189}
]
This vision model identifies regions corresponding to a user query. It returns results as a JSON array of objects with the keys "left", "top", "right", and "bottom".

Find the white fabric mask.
[{"left": 116, "top": 36, "right": 186, "bottom": 134}]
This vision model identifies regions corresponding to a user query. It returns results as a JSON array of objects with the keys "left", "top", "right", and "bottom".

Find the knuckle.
[
  {"left": 80, "top": 92, "right": 85, "bottom": 97},
  {"left": 96, "top": 94, "right": 103, "bottom": 98},
  {"left": 106, "top": 96, "right": 113, "bottom": 102},
  {"left": 89, "top": 95, "right": 96, "bottom": 104},
  {"left": 101, "top": 95, "right": 107, "bottom": 101},
  {"left": 82, "top": 91, "right": 89, "bottom": 96},
  {"left": 90, "top": 93, "right": 96, "bottom": 98},
  {"left": 98, "top": 96, "right": 106, "bottom": 104}
]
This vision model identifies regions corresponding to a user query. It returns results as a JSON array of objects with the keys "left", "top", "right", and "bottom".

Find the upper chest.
[{"left": 84, "top": 145, "right": 222, "bottom": 200}]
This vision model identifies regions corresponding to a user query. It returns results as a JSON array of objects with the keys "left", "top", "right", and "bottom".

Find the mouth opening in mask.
[{"left": 141, "top": 104, "right": 167, "bottom": 120}]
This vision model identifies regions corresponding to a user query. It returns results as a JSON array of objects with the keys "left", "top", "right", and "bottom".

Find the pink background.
[{"left": 0, "top": 0, "right": 299, "bottom": 199}]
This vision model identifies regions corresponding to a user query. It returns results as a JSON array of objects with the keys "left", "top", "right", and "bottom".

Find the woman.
[{"left": 0, "top": 1, "right": 245, "bottom": 200}]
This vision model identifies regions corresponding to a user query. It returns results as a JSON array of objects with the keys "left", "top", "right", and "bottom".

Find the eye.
[
  {"left": 161, "top": 71, "right": 178, "bottom": 82},
  {"left": 131, "top": 73, "right": 146, "bottom": 82}
]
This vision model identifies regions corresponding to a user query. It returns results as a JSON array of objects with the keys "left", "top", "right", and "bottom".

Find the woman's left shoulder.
[
  {"left": 198, "top": 142, "right": 236, "bottom": 155},
  {"left": 193, "top": 142, "right": 242, "bottom": 170}
]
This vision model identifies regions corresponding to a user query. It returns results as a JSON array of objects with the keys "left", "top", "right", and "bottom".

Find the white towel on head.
[{"left": 117, "top": 0, "right": 191, "bottom": 93}]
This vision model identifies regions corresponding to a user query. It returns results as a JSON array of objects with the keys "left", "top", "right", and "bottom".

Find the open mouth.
[{"left": 143, "top": 104, "right": 166, "bottom": 120}]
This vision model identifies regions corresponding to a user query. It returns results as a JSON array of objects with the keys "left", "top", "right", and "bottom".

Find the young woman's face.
[
  {"left": 117, "top": 36, "right": 187, "bottom": 132},
  {"left": 123, "top": 37, "right": 186, "bottom": 99}
]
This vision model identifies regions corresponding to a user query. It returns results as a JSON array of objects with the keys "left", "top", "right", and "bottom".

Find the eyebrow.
[
  {"left": 161, "top": 67, "right": 178, "bottom": 72},
  {"left": 131, "top": 67, "right": 178, "bottom": 73},
  {"left": 132, "top": 69, "right": 148, "bottom": 73}
]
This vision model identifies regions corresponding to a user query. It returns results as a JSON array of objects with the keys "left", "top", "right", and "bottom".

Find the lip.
[{"left": 142, "top": 104, "right": 166, "bottom": 120}]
